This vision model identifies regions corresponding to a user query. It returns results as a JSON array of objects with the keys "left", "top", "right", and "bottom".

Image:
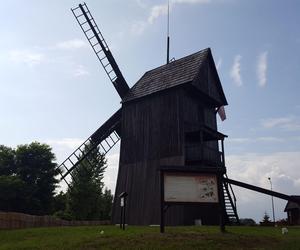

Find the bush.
[
  {"left": 276, "top": 218, "right": 288, "bottom": 226},
  {"left": 239, "top": 218, "right": 256, "bottom": 226},
  {"left": 53, "top": 210, "right": 72, "bottom": 221}
]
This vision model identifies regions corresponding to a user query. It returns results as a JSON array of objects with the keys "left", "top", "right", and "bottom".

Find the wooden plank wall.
[
  {"left": 192, "top": 58, "right": 223, "bottom": 106},
  {"left": 112, "top": 84, "right": 223, "bottom": 225},
  {"left": 112, "top": 88, "right": 185, "bottom": 225}
]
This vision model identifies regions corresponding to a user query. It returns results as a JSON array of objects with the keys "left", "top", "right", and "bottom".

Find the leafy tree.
[
  {"left": 52, "top": 191, "right": 68, "bottom": 213},
  {"left": 101, "top": 188, "right": 113, "bottom": 220},
  {"left": 15, "top": 142, "right": 58, "bottom": 215},
  {"left": 0, "top": 175, "right": 25, "bottom": 212},
  {"left": 0, "top": 145, "right": 16, "bottom": 176},
  {"left": 68, "top": 146, "right": 108, "bottom": 220},
  {"left": 0, "top": 145, "right": 25, "bottom": 212},
  {"left": 0, "top": 142, "right": 58, "bottom": 215},
  {"left": 52, "top": 192, "right": 72, "bottom": 221}
]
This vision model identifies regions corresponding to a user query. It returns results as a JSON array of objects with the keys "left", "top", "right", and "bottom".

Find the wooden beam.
[{"left": 224, "top": 178, "right": 300, "bottom": 204}]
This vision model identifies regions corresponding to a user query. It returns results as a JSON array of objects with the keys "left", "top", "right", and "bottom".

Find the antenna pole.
[{"left": 167, "top": 0, "right": 170, "bottom": 64}]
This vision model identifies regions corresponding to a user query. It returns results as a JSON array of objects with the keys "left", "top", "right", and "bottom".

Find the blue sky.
[{"left": 1, "top": 0, "right": 299, "bottom": 222}]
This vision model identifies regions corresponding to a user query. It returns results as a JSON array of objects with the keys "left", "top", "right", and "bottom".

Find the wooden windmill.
[{"left": 57, "top": 3, "right": 240, "bottom": 226}]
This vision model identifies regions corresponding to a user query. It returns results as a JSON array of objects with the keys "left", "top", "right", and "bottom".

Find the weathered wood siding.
[
  {"left": 112, "top": 88, "right": 186, "bottom": 225},
  {"left": 192, "top": 57, "right": 223, "bottom": 106},
  {"left": 112, "top": 85, "right": 222, "bottom": 225}
]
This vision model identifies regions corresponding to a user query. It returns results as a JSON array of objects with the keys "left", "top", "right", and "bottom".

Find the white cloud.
[
  {"left": 133, "top": 0, "right": 213, "bottom": 34},
  {"left": 47, "top": 138, "right": 84, "bottom": 150},
  {"left": 103, "top": 153, "right": 120, "bottom": 192},
  {"left": 229, "top": 137, "right": 285, "bottom": 144},
  {"left": 227, "top": 151, "right": 300, "bottom": 192},
  {"left": 55, "top": 39, "right": 87, "bottom": 50},
  {"left": 262, "top": 116, "right": 293, "bottom": 128},
  {"left": 135, "top": 0, "right": 147, "bottom": 8},
  {"left": 227, "top": 151, "right": 300, "bottom": 221},
  {"left": 229, "top": 137, "right": 251, "bottom": 143},
  {"left": 148, "top": 4, "right": 169, "bottom": 24},
  {"left": 257, "top": 51, "right": 268, "bottom": 87},
  {"left": 130, "top": 21, "right": 148, "bottom": 35},
  {"left": 256, "top": 137, "right": 284, "bottom": 142},
  {"left": 230, "top": 55, "right": 243, "bottom": 86},
  {"left": 7, "top": 40, "right": 87, "bottom": 69},
  {"left": 74, "top": 64, "right": 90, "bottom": 77},
  {"left": 148, "top": 0, "right": 211, "bottom": 24},
  {"left": 9, "top": 49, "right": 45, "bottom": 67},
  {"left": 261, "top": 116, "right": 300, "bottom": 131}
]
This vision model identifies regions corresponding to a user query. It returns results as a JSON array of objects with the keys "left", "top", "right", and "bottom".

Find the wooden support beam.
[{"left": 224, "top": 178, "right": 300, "bottom": 204}]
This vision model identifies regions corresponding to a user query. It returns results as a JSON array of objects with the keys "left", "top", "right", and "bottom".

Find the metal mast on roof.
[{"left": 166, "top": 0, "right": 170, "bottom": 64}]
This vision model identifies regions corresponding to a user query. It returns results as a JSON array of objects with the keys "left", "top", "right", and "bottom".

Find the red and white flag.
[{"left": 217, "top": 106, "right": 226, "bottom": 121}]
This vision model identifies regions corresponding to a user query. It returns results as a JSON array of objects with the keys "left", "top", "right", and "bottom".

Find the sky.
[{"left": 0, "top": 0, "right": 300, "bottom": 223}]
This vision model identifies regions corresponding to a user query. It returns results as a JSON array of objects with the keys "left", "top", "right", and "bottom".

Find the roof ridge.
[
  {"left": 144, "top": 48, "right": 210, "bottom": 75},
  {"left": 122, "top": 48, "right": 214, "bottom": 103}
]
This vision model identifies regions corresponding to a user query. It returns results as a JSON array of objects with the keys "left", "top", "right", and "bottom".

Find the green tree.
[
  {"left": 52, "top": 191, "right": 72, "bottom": 220},
  {"left": 0, "top": 175, "right": 25, "bottom": 212},
  {"left": 15, "top": 142, "right": 58, "bottom": 215},
  {"left": 53, "top": 191, "right": 67, "bottom": 212},
  {"left": 259, "top": 212, "right": 273, "bottom": 226},
  {"left": 0, "top": 145, "right": 16, "bottom": 176},
  {"left": 0, "top": 142, "right": 58, "bottom": 215},
  {"left": 67, "top": 146, "right": 109, "bottom": 220},
  {"left": 0, "top": 145, "right": 25, "bottom": 212},
  {"left": 101, "top": 188, "right": 113, "bottom": 220}
]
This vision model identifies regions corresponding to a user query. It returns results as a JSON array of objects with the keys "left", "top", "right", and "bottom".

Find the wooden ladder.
[{"left": 71, "top": 3, "right": 129, "bottom": 98}]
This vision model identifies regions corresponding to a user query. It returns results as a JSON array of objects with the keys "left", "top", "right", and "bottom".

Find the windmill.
[{"left": 56, "top": 3, "right": 240, "bottom": 226}]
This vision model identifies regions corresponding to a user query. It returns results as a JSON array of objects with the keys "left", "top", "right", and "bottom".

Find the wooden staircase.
[{"left": 223, "top": 174, "right": 240, "bottom": 224}]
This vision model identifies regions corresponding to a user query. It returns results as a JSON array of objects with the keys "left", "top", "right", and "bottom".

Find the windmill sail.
[
  {"left": 56, "top": 3, "right": 132, "bottom": 185},
  {"left": 57, "top": 109, "right": 122, "bottom": 185},
  {"left": 71, "top": 3, "right": 129, "bottom": 98}
]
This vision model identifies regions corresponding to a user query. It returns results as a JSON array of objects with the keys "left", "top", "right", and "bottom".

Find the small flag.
[{"left": 217, "top": 106, "right": 226, "bottom": 121}]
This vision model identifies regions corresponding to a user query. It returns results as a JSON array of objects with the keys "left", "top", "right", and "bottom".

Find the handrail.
[{"left": 224, "top": 173, "right": 237, "bottom": 206}]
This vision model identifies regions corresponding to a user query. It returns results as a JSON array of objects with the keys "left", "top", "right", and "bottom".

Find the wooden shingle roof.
[
  {"left": 284, "top": 196, "right": 300, "bottom": 211},
  {"left": 122, "top": 48, "right": 227, "bottom": 105}
]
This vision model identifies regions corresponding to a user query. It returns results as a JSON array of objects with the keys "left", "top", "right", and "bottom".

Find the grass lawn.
[{"left": 0, "top": 225, "right": 299, "bottom": 250}]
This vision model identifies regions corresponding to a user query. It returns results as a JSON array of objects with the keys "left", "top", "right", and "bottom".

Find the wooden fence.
[{"left": 0, "top": 211, "right": 110, "bottom": 229}]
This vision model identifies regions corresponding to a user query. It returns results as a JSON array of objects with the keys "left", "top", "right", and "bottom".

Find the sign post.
[
  {"left": 160, "top": 170, "right": 165, "bottom": 233},
  {"left": 160, "top": 166, "right": 226, "bottom": 233},
  {"left": 119, "top": 192, "right": 128, "bottom": 230}
]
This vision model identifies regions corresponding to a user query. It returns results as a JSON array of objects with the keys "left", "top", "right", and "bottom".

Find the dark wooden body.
[
  {"left": 284, "top": 196, "right": 300, "bottom": 225},
  {"left": 287, "top": 209, "right": 300, "bottom": 225},
  {"left": 112, "top": 83, "right": 225, "bottom": 225}
]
